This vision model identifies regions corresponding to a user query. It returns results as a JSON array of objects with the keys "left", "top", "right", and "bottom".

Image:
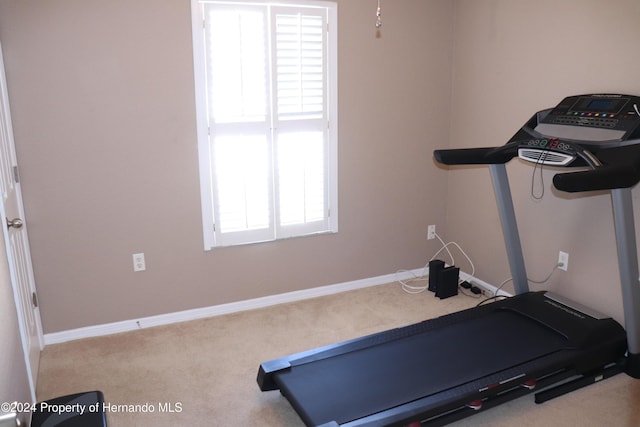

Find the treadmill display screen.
[
  {"left": 587, "top": 99, "right": 617, "bottom": 111},
  {"left": 569, "top": 96, "right": 629, "bottom": 114}
]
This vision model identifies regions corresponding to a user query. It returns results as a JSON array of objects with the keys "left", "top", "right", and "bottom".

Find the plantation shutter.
[
  {"left": 272, "top": 7, "right": 329, "bottom": 238},
  {"left": 204, "top": 4, "right": 274, "bottom": 246}
]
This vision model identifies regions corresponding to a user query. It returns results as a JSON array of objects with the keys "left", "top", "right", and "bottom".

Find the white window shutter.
[
  {"left": 272, "top": 7, "right": 329, "bottom": 238},
  {"left": 204, "top": 4, "right": 275, "bottom": 246},
  {"left": 274, "top": 11, "right": 325, "bottom": 120},
  {"left": 205, "top": 5, "right": 269, "bottom": 124}
]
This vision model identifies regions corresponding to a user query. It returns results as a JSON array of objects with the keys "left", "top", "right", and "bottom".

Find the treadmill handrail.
[
  {"left": 434, "top": 122, "right": 640, "bottom": 193},
  {"left": 553, "top": 162, "right": 640, "bottom": 192},
  {"left": 433, "top": 144, "right": 517, "bottom": 165}
]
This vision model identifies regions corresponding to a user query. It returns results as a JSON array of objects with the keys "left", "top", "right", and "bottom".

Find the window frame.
[{"left": 191, "top": 0, "right": 338, "bottom": 250}]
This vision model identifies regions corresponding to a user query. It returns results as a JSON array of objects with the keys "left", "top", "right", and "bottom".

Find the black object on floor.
[{"left": 30, "top": 391, "right": 107, "bottom": 427}]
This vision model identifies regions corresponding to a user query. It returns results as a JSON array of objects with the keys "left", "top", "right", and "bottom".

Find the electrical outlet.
[
  {"left": 427, "top": 224, "right": 436, "bottom": 240},
  {"left": 133, "top": 253, "right": 146, "bottom": 272},
  {"left": 558, "top": 251, "right": 569, "bottom": 271}
]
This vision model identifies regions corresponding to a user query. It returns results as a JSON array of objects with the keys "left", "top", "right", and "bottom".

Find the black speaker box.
[
  {"left": 428, "top": 260, "right": 445, "bottom": 292},
  {"left": 435, "top": 266, "right": 459, "bottom": 299}
]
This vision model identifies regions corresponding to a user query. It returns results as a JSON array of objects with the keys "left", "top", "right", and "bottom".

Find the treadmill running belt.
[{"left": 275, "top": 310, "right": 567, "bottom": 426}]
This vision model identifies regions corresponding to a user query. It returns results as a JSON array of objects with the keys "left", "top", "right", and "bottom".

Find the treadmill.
[{"left": 257, "top": 94, "right": 640, "bottom": 426}]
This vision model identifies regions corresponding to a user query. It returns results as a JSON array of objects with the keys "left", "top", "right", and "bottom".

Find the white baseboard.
[
  {"left": 43, "top": 268, "right": 426, "bottom": 345},
  {"left": 43, "top": 269, "right": 507, "bottom": 346}
]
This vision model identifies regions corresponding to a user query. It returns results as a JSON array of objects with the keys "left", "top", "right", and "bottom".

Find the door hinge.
[
  {"left": 32, "top": 292, "right": 38, "bottom": 308},
  {"left": 13, "top": 166, "right": 19, "bottom": 183}
]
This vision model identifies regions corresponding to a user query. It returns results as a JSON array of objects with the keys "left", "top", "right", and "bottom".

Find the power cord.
[
  {"left": 396, "top": 269, "right": 430, "bottom": 294},
  {"left": 480, "top": 261, "right": 563, "bottom": 304},
  {"left": 529, "top": 262, "right": 563, "bottom": 284},
  {"left": 397, "top": 232, "right": 562, "bottom": 301},
  {"left": 397, "top": 232, "right": 475, "bottom": 294}
]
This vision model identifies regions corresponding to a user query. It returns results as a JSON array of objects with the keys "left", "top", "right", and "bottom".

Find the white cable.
[
  {"left": 492, "top": 277, "right": 513, "bottom": 297},
  {"left": 431, "top": 232, "right": 475, "bottom": 279},
  {"left": 398, "top": 234, "right": 558, "bottom": 297},
  {"left": 432, "top": 232, "right": 455, "bottom": 266},
  {"left": 396, "top": 268, "right": 429, "bottom": 294},
  {"left": 491, "top": 262, "right": 562, "bottom": 298},
  {"left": 528, "top": 262, "right": 562, "bottom": 284}
]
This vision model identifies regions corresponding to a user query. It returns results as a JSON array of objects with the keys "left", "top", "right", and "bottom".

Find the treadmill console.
[
  {"left": 515, "top": 94, "right": 640, "bottom": 166},
  {"left": 517, "top": 137, "right": 577, "bottom": 166},
  {"left": 534, "top": 94, "right": 640, "bottom": 144},
  {"left": 433, "top": 93, "right": 640, "bottom": 191}
]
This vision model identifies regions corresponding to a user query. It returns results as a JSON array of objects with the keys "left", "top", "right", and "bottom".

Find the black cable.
[
  {"left": 531, "top": 150, "right": 548, "bottom": 200},
  {"left": 476, "top": 295, "right": 509, "bottom": 306}
]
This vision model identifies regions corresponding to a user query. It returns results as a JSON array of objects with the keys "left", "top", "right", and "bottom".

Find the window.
[{"left": 191, "top": 0, "right": 338, "bottom": 249}]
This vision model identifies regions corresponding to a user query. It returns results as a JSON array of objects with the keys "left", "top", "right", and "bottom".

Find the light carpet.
[{"left": 36, "top": 283, "right": 640, "bottom": 426}]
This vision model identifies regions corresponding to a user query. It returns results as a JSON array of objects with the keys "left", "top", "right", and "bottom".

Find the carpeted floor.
[{"left": 36, "top": 283, "right": 640, "bottom": 426}]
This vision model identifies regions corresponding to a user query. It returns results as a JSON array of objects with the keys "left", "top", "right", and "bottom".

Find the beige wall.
[
  {"left": 3, "top": 0, "right": 637, "bottom": 337},
  {"left": 0, "top": 0, "right": 454, "bottom": 333},
  {"left": 447, "top": 0, "right": 640, "bottom": 324}
]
